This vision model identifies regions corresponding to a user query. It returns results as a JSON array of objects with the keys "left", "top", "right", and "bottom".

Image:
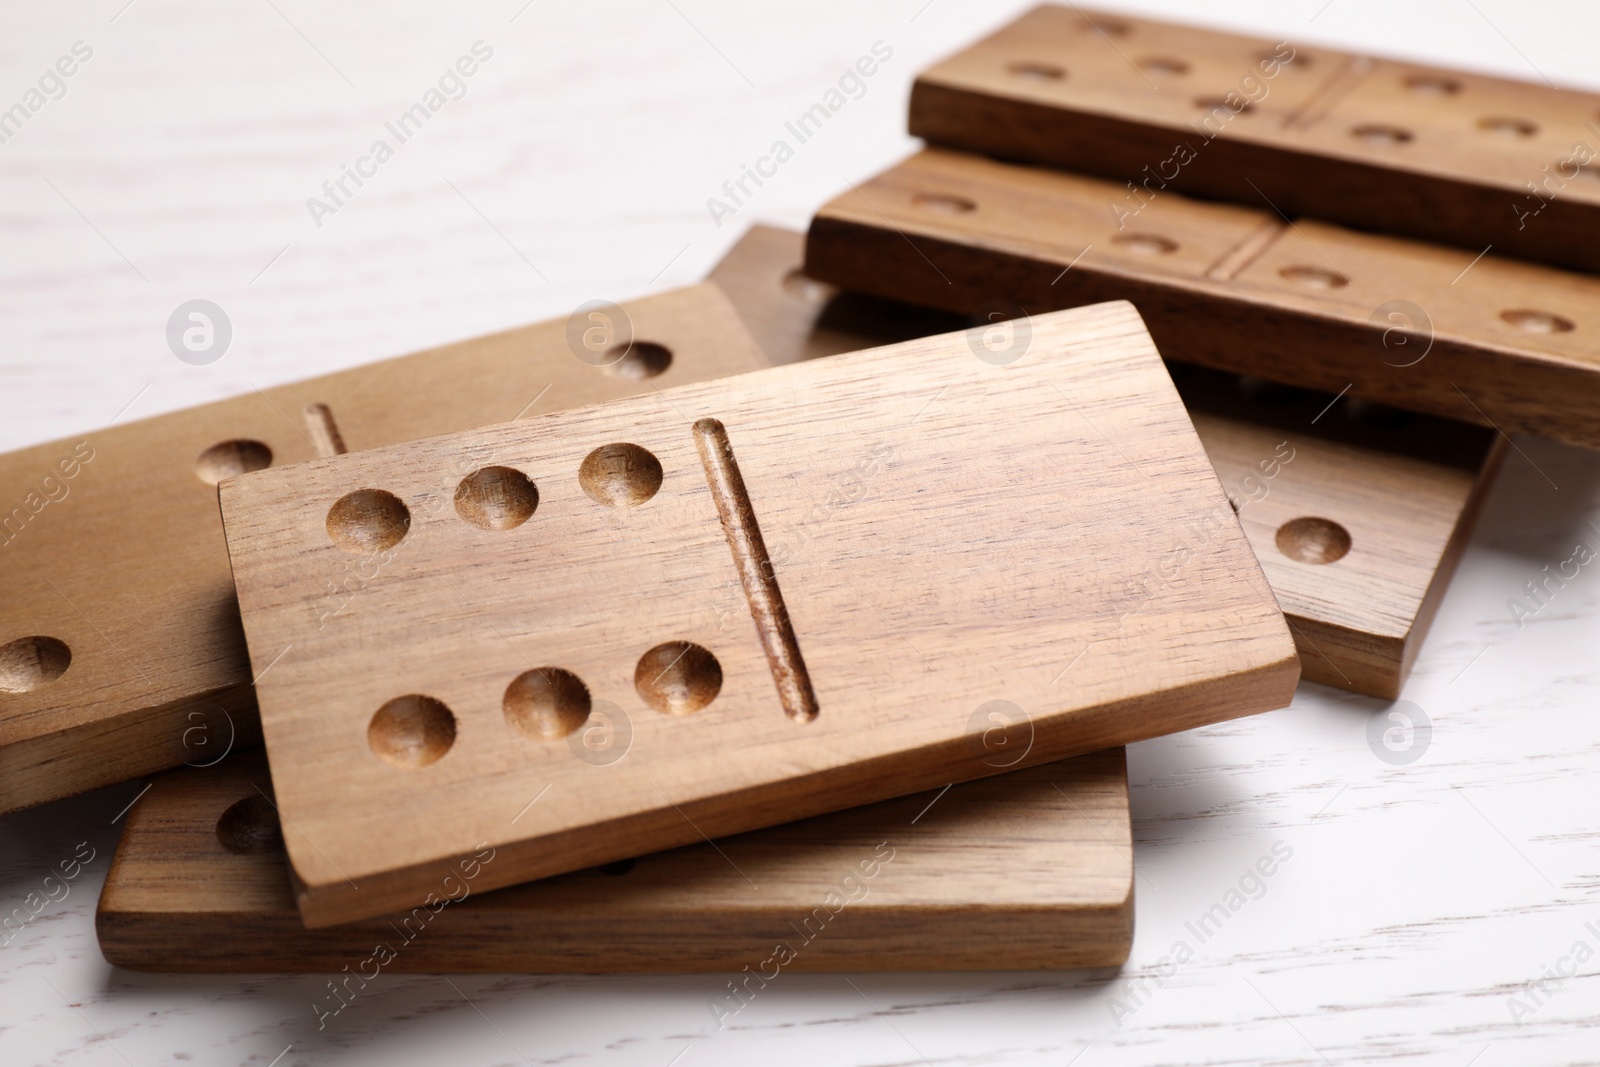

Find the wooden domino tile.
[
  {"left": 1174, "top": 368, "right": 1502, "bottom": 697},
  {"left": 0, "top": 285, "right": 767, "bottom": 815},
  {"left": 97, "top": 748, "right": 1133, "bottom": 972},
  {"left": 720, "top": 225, "right": 1502, "bottom": 697},
  {"left": 806, "top": 148, "right": 1600, "bottom": 449},
  {"left": 219, "top": 299, "right": 1298, "bottom": 926},
  {"left": 910, "top": 5, "right": 1600, "bottom": 273},
  {"left": 99, "top": 241, "right": 1140, "bottom": 972}
]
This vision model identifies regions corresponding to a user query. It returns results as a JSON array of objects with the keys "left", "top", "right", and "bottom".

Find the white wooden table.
[{"left": 3, "top": 1, "right": 1599, "bottom": 1063}]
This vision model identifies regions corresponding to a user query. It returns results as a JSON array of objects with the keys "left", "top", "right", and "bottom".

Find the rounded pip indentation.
[
  {"left": 601, "top": 341, "right": 672, "bottom": 380},
  {"left": 1352, "top": 124, "right": 1414, "bottom": 146},
  {"left": 504, "top": 667, "right": 592, "bottom": 741},
  {"left": 368, "top": 694, "right": 456, "bottom": 768},
  {"left": 1404, "top": 73, "right": 1461, "bottom": 95},
  {"left": 0, "top": 635, "right": 71, "bottom": 694},
  {"left": 635, "top": 641, "right": 722, "bottom": 716},
  {"left": 1500, "top": 308, "right": 1574, "bottom": 334},
  {"left": 912, "top": 192, "right": 977, "bottom": 214},
  {"left": 1113, "top": 233, "right": 1178, "bottom": 255},
  {"left": 195, "top": 440, "right": 272, "bottom": 485},
  {"left": 579, "top": 444, "right": 664, "bottom": 508},
  {"left": 1194, "top": 96, "right": 1255, "bottom": 115},
  {"left": 454, "top": 466, "right": 538, "bottom": 531},
  {"left": 1008, "top": 61, "right": 1066, "bottom": 81},
  {"left": 1138, "top": 56, "right": 1189, "bottom": 76},
  {"left": 327, "top": 489, "right": 410, "bottom": 553},
  {"left": 1279, "top": 265, "right": 1349, "bottom": 289},
  {"left": 1276, "top": 517, "right": 1352, "bottom": 565},
  {"left": 1478, "top": 115, "right": 1537, "bottom": 138},
  {"left": 215, "top": 794, "right": 284, "bottom": 855}
]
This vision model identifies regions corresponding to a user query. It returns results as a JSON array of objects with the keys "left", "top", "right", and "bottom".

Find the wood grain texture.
[
  {"left": 0, "top": 286, "right": 767, "bottom": 817},
  {"left": 910, "top": 5, "right": 1600, "bottom": 273},
  {"left": 97, "top": 747, "right": 1133, "bottom": 972},
  {"left": 805, "top": 148, "right": 1600, "bottom": 449},
  {"left": 722, "top": 225, "right": 1503, "bottom": 697},
  {"left": 219, "top": 300, "right": 1298, "bottom": 927}
]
